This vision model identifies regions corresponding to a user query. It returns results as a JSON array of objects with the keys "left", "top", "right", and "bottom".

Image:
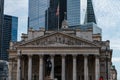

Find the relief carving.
[{"left": 21, "top": 33, "right": 96, "bottom": 47}]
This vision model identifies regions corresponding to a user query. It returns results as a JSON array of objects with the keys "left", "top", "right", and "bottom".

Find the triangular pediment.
[{"left": 18, "top": 32, "right": 99, "bottom": 47}]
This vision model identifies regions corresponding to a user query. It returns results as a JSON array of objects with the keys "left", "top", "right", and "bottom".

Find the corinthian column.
[
  {"left": 28, "top": 55, "right": 32, "bottom": 80},
  {"left": 50, "top": 55, "right": 54, "bottom": 79},
  {"left": 73, "top": 55, "right": 77, "bottom": 80},
  {"left": 62, "top": 55, "right": 66, "bottom": 80},
  {"left": 39, "top": 55, "right": 43, "bottom": 80},
  {"left": 17, "top": 55, "right": 21, "bottom": 80},
  {"left": 84, "top": 55, "right": 88, "bottom": 80},
  {"left": 95, "top": 55, "right": 100, "bottom": 80}
]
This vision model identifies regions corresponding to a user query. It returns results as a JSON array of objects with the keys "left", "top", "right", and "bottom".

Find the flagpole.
[
  {"left": 58, "top": 11, "right": 59, "bottom": 31},
  {"left": 56, "top": 2, "right": 59, "bottom": 31},
  {"left": 57, "top": 2, "right": 59, "bottom": 31},
  {"left": 47, "top": 0, "right": 48, "bottom": 30}
]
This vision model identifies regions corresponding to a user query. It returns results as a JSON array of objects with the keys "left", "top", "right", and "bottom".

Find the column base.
[{"left": 45, "top": 76, "right": 54, "bottom": 80}]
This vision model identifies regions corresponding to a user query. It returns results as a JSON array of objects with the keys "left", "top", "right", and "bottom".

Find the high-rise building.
[
  {"left": 46, "top": 0, "right": 96, "bottom": 29},
  {"left": 45, "top": 0, "right": 59, "bottom": 30},
  {"left": 46, "top": 0, "right": 84, "bottom": 30},
  {"left": 45, "top": 0, "right": 67, "bottom": 30},
  {"left": 29, "top": 0, "right": 96, "bottom": 30},
  {"left": 84, "top": 0, "right": 97, "bottom": 24},
  {"left": 1, "top": 15, "right": 18, "bottom": 60},
  {"left": 0, "top": 60, "right": 8, "bottom": 80},
  {"left": 0, "top": 0, "right": 4, "bottom": 60},
  {"left": 28, "top": 0, "right": 49, "bottom": 30},
  {"left": 0, "top": 0, "right": 4, "bottom": 27},
  {"left": 67, "top": 0, "right": 81, "bottom": 27}
]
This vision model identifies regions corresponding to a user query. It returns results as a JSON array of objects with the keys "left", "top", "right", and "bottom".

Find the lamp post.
[{"left": 105, "top": 48, "right": 109, "bottom": 80}]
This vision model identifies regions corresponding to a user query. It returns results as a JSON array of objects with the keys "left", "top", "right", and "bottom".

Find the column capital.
[
  {"left": 83, "top": 54, "right": 89, "bottom": 57},
  {"left": 17, "top": 49, "right": 21, "bottom": 53},
  {"left": 39, "top": 55, "right": 44, "bottom": 58},
  {"left": 61, "top": 54, "right": 66, "bottom": 57},
  {"left": 17, "top": 50, "right": 22, "bottom": 56},
  {"left": 95, "top": 55, "right": 100, "bottom": 58},
  {"left": 72, "top": 54, "right": 77, "bottom": 58},
  {"left": 17, "top": 55, "right": 21, "bottom": 59},
  {"left": 28, "top": 54, "right": 32, "bottom": 57},
  {"left": 50, "top": 55, "right": 55, "bottom": 58}
]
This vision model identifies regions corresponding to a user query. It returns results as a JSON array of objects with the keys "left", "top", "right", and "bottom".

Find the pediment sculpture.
[{"left": 19, "top": 32, "right": 98, "bottom": 47}]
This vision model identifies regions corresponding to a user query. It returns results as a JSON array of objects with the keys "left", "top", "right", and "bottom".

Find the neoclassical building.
[{"left": 8, "top": 23, "right": 113, "bottom": 80}]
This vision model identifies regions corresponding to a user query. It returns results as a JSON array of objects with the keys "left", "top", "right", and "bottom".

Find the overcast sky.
[{"left": 4, "top": 0, "right": 120, "bottom": 79}]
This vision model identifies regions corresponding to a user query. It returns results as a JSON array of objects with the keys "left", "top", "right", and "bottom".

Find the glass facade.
[
  {"left": 45, "top": 0, "right": 59, "bottom": 30},
  {"left": 0, "top": 0, "right": 4, "bottom": 60},
  {"left": 11, "top": 16, "right": 18, "bottom": 41},
  {"left": 28, "top": 0, "right": 49, "bottom": 30},
  {"left": 1, "top": 15, "right": 18, "bottom": 60},
  {"left": 67, "top": 0, "right": 81, "bottom": 26},
  {"left": 81, "top": 0, "right": 87, "bottom": 24},
  {"left": 0, "top": 0, "right": 4, "bottom": 27},
  {"left": 29, "top": 0, "right": 96, "bottom": 30},
  {"left": 69, "top": 22, "right": 102, "bottom": 34},
  {"left": 0, "top": 60, "right": 8, "bottom": 80},
  {"left": 45, "top": 0, "right": 67, "bottom": 30},
  {"left": 84, "top": 0, "right": 96, "bottom": 24}
]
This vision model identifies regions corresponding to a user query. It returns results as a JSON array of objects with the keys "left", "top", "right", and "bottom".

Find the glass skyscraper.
[
  {"left": 29, "top": 0, "right": 96, "bottom": 30},
  {"left": 0, "top": 0, "right": 4, "bottom": 27},
  {"left": 84, "top": 0, "right": 96, "bottom": 24},
  {"left": 0, "top": 0, "right": 4, "bottom": 60},
  {"left": 28, "top": 0, "right": 49, "bottom": 30},
  {"left": 67, "top": 0, "right": 81, "bottom": 27},
  {"left": 67, "top": 0, "right": 96, "bottom": 26},
  {"left": 45, "top": 0, "right": 59, "bottom": 30},
  {"left": 45, "top": 0, "right": 67, "bottom": 30},
  {"left": 1, "top": 15, "right": 18, "bottom": 60}
]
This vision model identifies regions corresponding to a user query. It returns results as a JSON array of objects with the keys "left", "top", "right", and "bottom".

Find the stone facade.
[{"left": 8, "top": 27, "right": 113, "bottom": 80}]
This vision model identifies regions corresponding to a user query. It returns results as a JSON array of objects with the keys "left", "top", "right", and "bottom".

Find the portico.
[{"left": 16, "top": 46, "right": 100, "bottom": 80}]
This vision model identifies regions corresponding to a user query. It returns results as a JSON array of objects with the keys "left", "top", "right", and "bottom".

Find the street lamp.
[{"left": 105, "top": 47, "right": 109, "bottom": 80}]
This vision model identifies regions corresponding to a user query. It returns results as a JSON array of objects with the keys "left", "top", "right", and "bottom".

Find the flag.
[{"left": 56, "top": 4, "right": 59, "bottom": 16}]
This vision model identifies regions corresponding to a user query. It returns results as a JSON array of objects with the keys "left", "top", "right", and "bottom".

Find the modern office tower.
[
  {"left": 29, "top": 0, "right": 96, "bottom": 30},
  {"left": 0, "top": 60, "right": 8, "bottom": 80},
  {"left": 0, "top": 0, "right": 4, "bottom": 27},
  {"left": 46, "top": 0, "right": 67, "bottom": 30},
  {"left": 0, "top": 0, "right": 4, "bottom": 60},
  {"left": 84, "top": 0, "right": 97, "bottom": 24},
  {"left": 28, "top": 0, "right": 66, "bottom": 30},
  {"left": 28, "top": 0, "right": 49, "bottom": 30},
  {"left": 67, "top": 0, "right": 81, "bottom": 27},
  {"left": 1, "top": 15, "right": 18, "bottom": 60},
  {"left": 46, "top": 0, "right": 78, "bottom": 29},
  {"left": 45, "top": 0, "right": 59, "bottom": 30}
]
